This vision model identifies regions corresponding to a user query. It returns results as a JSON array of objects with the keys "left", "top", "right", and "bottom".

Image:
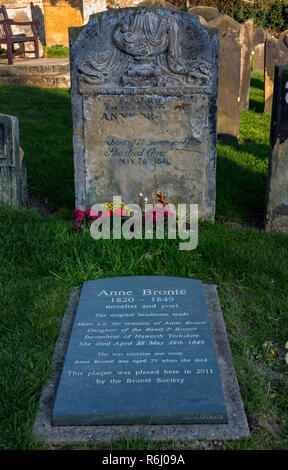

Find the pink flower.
[
  {"left": 73, "top": 209, "right": 85, "bottom": 222},
  {"left": 114, "top": 208, "right": 127, "bottom": 216},
  {"left": 144, "top": 205, "right": 176, "bottom": 222},
  {"left": 85, "top": 208, "right": 101, "bottom": 219},
  {"left": 102, "top": 210, "right": 113, "bottom": 217}
]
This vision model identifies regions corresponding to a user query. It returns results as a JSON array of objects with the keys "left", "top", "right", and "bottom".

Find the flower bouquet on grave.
[{"left": 72, "top": 201, "right": 133, "bottom": 232}]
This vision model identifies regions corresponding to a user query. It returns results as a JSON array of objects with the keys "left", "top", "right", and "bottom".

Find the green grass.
[
  {"left": 0, "top": 72, "right": 287, "bottom": 450},
  {"left": 43, "top": 45, "right": 70, "bottom": 58}
]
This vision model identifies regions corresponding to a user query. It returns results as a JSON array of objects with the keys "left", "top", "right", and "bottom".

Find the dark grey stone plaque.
[{"left": 52, "top": 277, "right": 228, "bottom": 426}]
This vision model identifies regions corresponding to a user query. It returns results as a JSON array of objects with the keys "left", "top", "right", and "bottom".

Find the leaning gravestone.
[
  {"left": 69, "top": 7, "right": 219, "bottom": 221},
  {"left": 264, "top": 32, "right": 288, "bottom": 114},
  {"left": 265, "top": 65, "right": 288, "bottom": 232},
  {"left": 33, "top": 276, "right": 250, "bottom": 443},
  {"left": 0, "top": 113, "right": 27, "bottom": 207}
]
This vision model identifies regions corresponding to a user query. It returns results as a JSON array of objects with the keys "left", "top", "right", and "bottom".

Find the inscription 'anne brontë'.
[{"left": 97, "top": 288, "right": 187, "bottom": 296}]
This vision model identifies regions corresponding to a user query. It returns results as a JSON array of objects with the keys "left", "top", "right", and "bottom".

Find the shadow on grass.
[
  {"left": 218, "top": 138, "right": 270, "bottom": 162},
  {"left": 216, "top": 148, "right": 267, "bottom": 226},
  {"left": 249, "top": 75, "right": 264, "bottom": 113},
  {"left": 0, "top": 85, "right": 74, "bottom": 210}
]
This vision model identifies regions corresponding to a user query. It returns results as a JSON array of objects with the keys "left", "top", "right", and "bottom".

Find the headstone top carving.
[{"left": 72, "top": 7, "right": 217, "bottom": 93}]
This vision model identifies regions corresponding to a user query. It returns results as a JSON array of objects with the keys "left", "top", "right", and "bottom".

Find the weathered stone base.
[
  {"left": 32, "top": 284, "right": 250, "bottom": 446},
  {"left": 0, "top": 58, "right": 70, "bottom": 88}
]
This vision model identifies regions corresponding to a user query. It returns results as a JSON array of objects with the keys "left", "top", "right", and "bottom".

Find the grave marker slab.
[
  {"left": 52, "top": 277, "right": 228, "bottom": 425},
  {"left": 0, "top": 113, "right": 27, "bottom": 206},
  {"left": 69, "top": 7, "right": 219, "bottom": 221},
  {"left": 217, "top": 33, "right": 241, "bottom": 142},
  {"left": 266, "top": 65, "right": 288, "bottom": 232},
  {"left": 265, "top": 32, "right": 288, "bottom": 113}
]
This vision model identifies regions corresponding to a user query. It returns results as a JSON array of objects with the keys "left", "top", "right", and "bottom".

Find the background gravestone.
[
  {"left": 217, "top": 33, "right": 241, "bottom": 142},
  {"left": 0, "top": 113, "right": 27, "bottom": 207},
  {"left": 239, "top": 18, "right": 254, "bottom": 110},
  {"left": 189, "top": 7, "right": 253, "bottom": 112},
  {"left": 264, "top": 32, "right": 288, "bottom": 114},
  {"left": 265, "top": 65, "right": 288, "bottom": 232},
  {"left": 253, "top": 43, "right": 265, "bottom": 74},
  {"left": 69, "top": 7, "right": 219, "bottom": 221},
  {"left": 252, "top": 28, "right": 269, "bottom": 73}
]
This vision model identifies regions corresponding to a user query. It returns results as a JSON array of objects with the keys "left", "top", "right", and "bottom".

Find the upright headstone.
[
  {"left": 189, "top": 8, "right": 253, "bottom": 111},
  {"left": 239, "top": 18, "right": 254, "bottom": 110},
  {"left": 0, "top": 113, "right": 27, "bottom": 207},
  {"left": 217, "top": 33, "right": 241, "bottom": 142},
  {"left": 264, "top": 32, "right": 288, "bottom": 114},
  {"left": 253, "top": 43, "right": 265, "bottom": 73},
  {"left": 69, "top": 7, "right": 219, "bottom": 221},
  {"left": 265, "top": 65, "right": 288, "bottom": 232},
  {"left": 188, "top": 6, "right": 220, "bottom": 23},
  {"left": 252, "top": 28, "right": 268, "bottom": 73},
  {"left": 253, "top": 28, "right": 267, "bottom": 53}
]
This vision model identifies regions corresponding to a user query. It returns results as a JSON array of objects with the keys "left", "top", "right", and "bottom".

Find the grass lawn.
[{"left": 0, "top": 72, "right": 287, "bottom": 450}]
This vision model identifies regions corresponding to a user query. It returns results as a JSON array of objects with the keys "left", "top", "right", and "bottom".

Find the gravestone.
[
  {"left": 189, "top": 6, "right": 220, "bottom": 23},
  {"left": 52, "top": 277, "right": 228, "bottom": 425},
  {"left": 239, "top": 18, "right": 254, "bottom": 110},
  {"left": 264, "top": 32, "right": 288, "bottom": 114},
  {"left": 216, "top": 31, "right": 241, "bottom": 142},
  {"left": 252, "top": 28, "right": 268, "bottom": 73},
  {"left": 0, "top": 113, "right": 27, "bottom": 207},
  {"left": 253, "top": 43, "right": 265, "bottom": 74},
  {"left": 253, "top": 28, "right": 267, "bottom": 53},
  {"left": 69, "top": 7, "right": 219, "bottom": 221},
  {"left": 265, "top": 65, "right": 288, "bottom": 232},
  {"left": 189, "top": 8, "right": 253, "bottom": 111}
]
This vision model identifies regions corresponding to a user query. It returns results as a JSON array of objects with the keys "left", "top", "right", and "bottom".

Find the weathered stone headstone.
[
  {"left": 189, "top": 8, "right": 253, "bottom": 111},
  {"left": 189, "top": 6, "right": 220, "bottom": 23},
  {"left": 239, "top": 18, "right": 254, "bottom": 110},
  {"left": 0, "top": 113, "right": 27, "bottom": 206},
  {"left": 264, "top": 32, "right": 288, "bottom": 114},
  {"left": 217, "top": 33, "right": 241, "bottom": 142},
  {"left": 265, "top": 65, "right": 288, "bottom": 232},
  {"left": 252, "top": 27, "right": 268, "bottom": 53},
  {"left": 253, "top": 28, "right": 269, "bottom": 74},
  {"left": 69, "top": 7, "right": 219, "bottom": 221},
  {"left": 52, "top": 277, "right": 228, "bottom": 425},
  {"left": 253, "top": 43, "right": 265, "bottom": 73}
]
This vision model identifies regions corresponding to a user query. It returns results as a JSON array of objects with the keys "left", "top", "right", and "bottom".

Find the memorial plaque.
[
  {"left": 52, "top": 276, "right": 228, "bottom": 425},
  {"left": 69, "top": 7, "right": 219, "bottom": 221},
  {"left": 266, "top": 65, "right": 288, "bottom": 232}
]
